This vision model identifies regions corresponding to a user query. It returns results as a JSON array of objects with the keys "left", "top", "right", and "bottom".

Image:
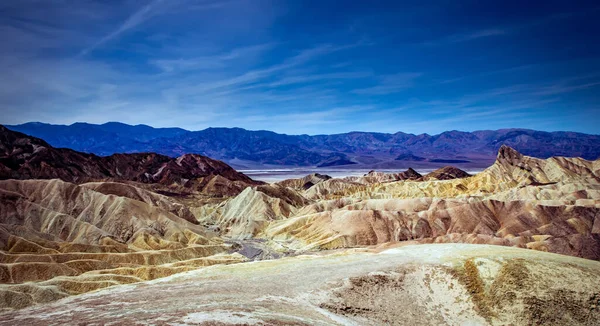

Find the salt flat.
[{"left": 242, "top": 168, "right": 483, "bottom": 183}]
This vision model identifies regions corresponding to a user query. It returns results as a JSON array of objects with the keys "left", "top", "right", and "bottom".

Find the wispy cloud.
[
  {"left": 79, "top": 0, "right": 166, "bottom": 56},
  {"left": 266, "top": 71, "right": 371, "bottom": 87},
  {"left": 425, "top": 28, "right": 506, "bottom": 46},
  {"left": 79, "top": 0, "right": 234, "bottom": 56},
  {"left": 451, "top": 29, "right": 506, "bottom": 42},
  {"left": 534, "top": 81, "right": 600, "bottom": 96},
  {"left": 437, "top": 64, "right": 536, "bottom": 84},
  {"left": 151, "top": 43, "right": 274, "bottom": 72},
  {"left": 166, "top": 42, "right": 364, "bottom": 96},
  {"left": 351, "top": 73, "right": 422, "bottom": 95},
  {"left": 419, "top": 8, "right": 595, "bottom": 48}
]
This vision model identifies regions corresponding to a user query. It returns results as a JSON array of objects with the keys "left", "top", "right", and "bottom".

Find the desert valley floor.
[
  {"left": 240, "top": 168, "right": 486, "bottom": 183},
  {"left": 0, "top": 126, "right": 599, "bottom": 325}
]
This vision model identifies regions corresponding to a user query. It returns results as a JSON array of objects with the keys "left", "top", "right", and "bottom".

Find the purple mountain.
[{"left": 6, "top": 122, "right": 600, "bottom": 168}]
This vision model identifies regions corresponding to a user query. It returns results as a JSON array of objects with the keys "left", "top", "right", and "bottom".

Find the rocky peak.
[
  {"left": 359, "top": 168, "right": 422, "bottom": 184},
  {"left": 404, "top": 168, "right": 421, "bottom": 179},
  {"left": 276, "top": 173, "right": 332, "bottom": 190},
  {"left": 0, "top": 125, "right": 50, "bottom": 154},
  {"left": 423, "top": 166, "right": 471, "bottom": 181},
  {"left": 497, "top": 145, "right": 524, "bottom": 162}
]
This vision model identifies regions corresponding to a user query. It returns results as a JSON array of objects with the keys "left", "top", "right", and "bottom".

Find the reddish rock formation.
[
  {"left": 0, "top": 125, "right": 260, "bottom": 195},
  {"left": 422, "top": 166, "right": 471, "bottom": 180}
]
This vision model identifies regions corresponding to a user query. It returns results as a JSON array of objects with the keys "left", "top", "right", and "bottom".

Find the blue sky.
[{"left": 0, "top": 0, "right": 599, "bottom": 135}]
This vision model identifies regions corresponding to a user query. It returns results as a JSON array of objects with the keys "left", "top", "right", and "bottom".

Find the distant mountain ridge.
[{"left": 6, "top": 122, "right": 600, "bottom": 168}]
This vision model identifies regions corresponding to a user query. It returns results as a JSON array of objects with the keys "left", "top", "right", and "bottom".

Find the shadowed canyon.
[{"left": 0, "top": 125, "right": 599, "bottom": 325}]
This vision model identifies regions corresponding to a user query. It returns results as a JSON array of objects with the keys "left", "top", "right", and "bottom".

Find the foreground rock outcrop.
[{"left": 1, "top": 244, "right": 598, "bottom": 325}]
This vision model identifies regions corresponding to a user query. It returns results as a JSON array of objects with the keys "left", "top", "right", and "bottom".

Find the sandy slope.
[
  {"left": 0, "top": 179, "right": 247, "bottom": 310},
  {"left": 0, "top": 244, "right": 598, "bottom": 325}
]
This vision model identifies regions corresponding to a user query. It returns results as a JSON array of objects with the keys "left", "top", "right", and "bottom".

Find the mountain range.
[{"left": 6, "top": 122, "right": 600, "bottom": 168}]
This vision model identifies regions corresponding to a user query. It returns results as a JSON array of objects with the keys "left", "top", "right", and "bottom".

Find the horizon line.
[{"left": 2, "top": 121, "right": 599, "bottom": 137}]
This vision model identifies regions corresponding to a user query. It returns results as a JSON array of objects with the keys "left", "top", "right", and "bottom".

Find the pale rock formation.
[
  {"left": 345, "top": 168, "right": 422, "bottom": 185},
  {"left": 208, "top": 186, "right": 300, "bottom": 239},
  {"left": 265, "top": 197, "right": 600, "bottom": 259},
  {"left": 82, "top": 181, "right": 197, "bottom": 224},
  {"left": 0, "top": 179, "right": 247, "bottom": 310},
  {"left": 260, "top": 147, "right": 600, "bottom": 259},
  {"left": 276, "top": 173, "right": 331, "bottom": 190},
  {"left": 1, "top": 244, "right": 599, "bottom": 325}
]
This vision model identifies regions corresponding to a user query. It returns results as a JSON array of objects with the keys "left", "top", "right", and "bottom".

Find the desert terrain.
[{"left": 0, "top": 125, "right": 599, "bottom": 325}]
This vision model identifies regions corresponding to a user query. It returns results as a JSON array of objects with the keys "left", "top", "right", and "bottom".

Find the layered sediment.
[{"left": 1, "top": 123, "right": 600, "bottom": 324}]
